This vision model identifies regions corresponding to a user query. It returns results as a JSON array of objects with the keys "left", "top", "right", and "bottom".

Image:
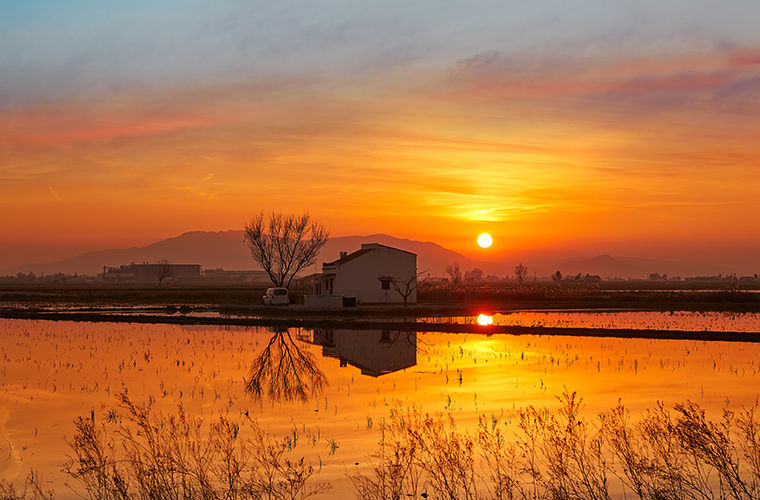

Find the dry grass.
[
  {"left": 8, "top": 392, "right": 760, "bottom": 498},
  {"left": 0, "top": 471, "right": 53, "bottom": 500},
  {"left": 351, "top": 391, "right": 760, "bottom": 499},
  {"left": 61, "top": 393, "right": 331, "bottom": 499}
]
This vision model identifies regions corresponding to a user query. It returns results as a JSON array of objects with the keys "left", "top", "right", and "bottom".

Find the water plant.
[
  {"left": 350, "top": 390, "right": 760, "bottom": 499},
  {"left": 0, "top": 471, "right": 53, "bottom": 500},
  {"left": 61, "top": 392, "right": 331, "bottom": 499}
]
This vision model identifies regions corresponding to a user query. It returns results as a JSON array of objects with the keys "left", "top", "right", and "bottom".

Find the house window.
[{"left": 380, "top": 279, "right": 391, "bottom": 290}]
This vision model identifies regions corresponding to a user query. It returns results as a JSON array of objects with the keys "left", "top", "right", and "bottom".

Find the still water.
[
  {"left": 424, "top": 310, "right": 760, "bottom": 332},
  {"left": 2, "top": 315, "right": 760, "bottom": 497}
]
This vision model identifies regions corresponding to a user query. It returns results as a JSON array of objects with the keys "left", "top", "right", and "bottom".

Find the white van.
[{"left": 263, "top": 287, "right": 289, "bottom": 305}]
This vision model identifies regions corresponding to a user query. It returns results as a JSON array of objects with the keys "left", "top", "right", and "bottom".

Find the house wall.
[
  {"left": 334, "top": 246, "right": 417, "bottom": 304},
  {"left": 311, "top": 329, "right": 417, "bottom": 377},
  {"left": 303, "top": 294, "right": 344, "bottom": 309}
]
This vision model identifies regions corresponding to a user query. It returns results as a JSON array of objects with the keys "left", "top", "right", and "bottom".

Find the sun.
[{"left": 477, "top": 232, "right": 493, "bottom": 248}]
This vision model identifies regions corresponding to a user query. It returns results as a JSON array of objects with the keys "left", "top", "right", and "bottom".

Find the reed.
[
  {"left": 61, "top": 392, "right": 331, "bottom": 499},
  {"left": 351, "top": 390, "right": 760, "bottom": 499}
]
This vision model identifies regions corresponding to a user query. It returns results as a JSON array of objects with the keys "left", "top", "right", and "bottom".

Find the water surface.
[
  {"left": 2, "top": 317, "right": 760, "bottom": 497},
  {"left": 425, "top": 310, "right": 760, "bottom": 332}
]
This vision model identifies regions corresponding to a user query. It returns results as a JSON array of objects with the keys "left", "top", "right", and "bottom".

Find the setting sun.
[{"left": 477, "top": 233, "right": 493, "bottom": 248}]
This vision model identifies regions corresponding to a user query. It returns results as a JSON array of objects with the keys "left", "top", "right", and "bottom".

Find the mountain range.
[
  {"left": 7, "top": 231, "right": 482, "bottom": 278},
  {"left": 5, "top": 231, "right": 738, "bottom": 279},
  {"left": 555, "top": 254, "right": 727, "bottom": 279}
]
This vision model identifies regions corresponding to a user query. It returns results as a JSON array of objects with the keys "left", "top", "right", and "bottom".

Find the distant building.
[
  {"left": 307, "top": 329, "right": 416, "bottom": 377},
  {"left": 203, "top": 268, "right": 269, "bottom": 283},
  {"left": 100, "top": 262, "right": 201, "bottom": 283},
  {"left": 305, "top": 243, "right": 417, "bottom": 307}
]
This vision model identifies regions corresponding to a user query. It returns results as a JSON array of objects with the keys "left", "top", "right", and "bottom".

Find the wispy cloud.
[
  {"left": 3, "top": 2, "right": 760, "bottom": 261},
  {"left": 440, "top": 48, "right": 760, "bottom": 106}
]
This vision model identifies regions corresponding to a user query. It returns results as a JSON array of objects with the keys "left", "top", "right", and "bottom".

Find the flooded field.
[
  {"left": 3, "top": 314, "right": 760, "bottom": 498},
  {"left": 425, "top": 310, "right": 760, "bottom": 332}
]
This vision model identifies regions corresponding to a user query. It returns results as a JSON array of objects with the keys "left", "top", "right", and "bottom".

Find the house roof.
[
  {"left": 324, "top": 248, "right": 373, "bottom": 266},
  {"left": 323, "top": 243, "right": 416, "bottom": 267},
  {"left": 361, "top": 243, "right": 416, "bottom": 256}
]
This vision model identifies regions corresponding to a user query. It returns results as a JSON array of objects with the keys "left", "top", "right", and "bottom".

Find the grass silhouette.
[
  {"left": 350, "top": 391, "right": 760, "bottom": 499},
  {"left": 61, "top": 392, "right": 331, "bottom": 499},
  {"left": 6, "top": 392, "right": 760, "bottom": 498}
]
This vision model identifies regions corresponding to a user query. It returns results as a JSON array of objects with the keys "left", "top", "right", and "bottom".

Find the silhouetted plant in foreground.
[
  {"left": 244, "top": 330, "right": 327, "bottom": 404},
  {"left": 602, "top": 400, "right": 760, "bottom": 499},
  {"left": 351, "top": 391, "right": 760, "bottom": 499},
  {"left": 0, "top": 471, "right": 53, "bottom": 500},
  {"left": 10, "top": 392, "right": 760, "bottom": 498},
  {"left": 62, "top": 393, "right": 330, "bottom": 499}
]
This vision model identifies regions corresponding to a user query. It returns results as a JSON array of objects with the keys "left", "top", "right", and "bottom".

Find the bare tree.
[
  {"left": 445, "top": 262, "right": 462, "bottom": 287},
  {"left": 153, "top": 259, "right": 173, "bottom": 288},
  {"left": 243, "top": 212, "right": 329, "bottom": 288},
  {"left": 552, "top": 270, "right": 563, "bottom": 286},
  {"left": 244, "top": 329, "right": 327, "bottom": 403},
  {"left": 514, "top": 263, "right": 528, "bottom": 286},
  {"left": 464, "top": 268, "right": 484, "bottom": 284},
  {"left": 387, "top": 270, "right": 428, "bottom": 306}
]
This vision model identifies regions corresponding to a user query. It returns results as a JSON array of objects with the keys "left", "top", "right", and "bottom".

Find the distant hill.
[
  {"left": 9, "top": 231, "right": 482, "bottom": 277},
  {"left": 555, "top": 254, "right": 642, "bottom": 279},
  {"left": 9, "top": 231, "right": 734, "bottom": 280},
  {"left": 556, "top": 254, "right": 727, "bottom": 279},
  {"left": 620, "top": 256, "right": 727, "bottom": 279}
]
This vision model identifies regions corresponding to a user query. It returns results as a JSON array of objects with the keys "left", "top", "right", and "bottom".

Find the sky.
[{"left": 2, "top": 1, "right": 760, "bottom": 270}]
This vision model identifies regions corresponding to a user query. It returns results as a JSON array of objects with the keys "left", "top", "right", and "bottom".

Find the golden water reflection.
[
  {"left": 425, "top": 310, "right": 760, "bottom": 332},
  {"left": 476, "top": 314, "right": 494, "bottom": 326},
  {"left": 2, "top": 318, "right": 760, "bottom": 497}
]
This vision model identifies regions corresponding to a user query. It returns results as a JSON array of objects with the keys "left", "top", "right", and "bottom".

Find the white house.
[
  {"left": 308, "top": 329, "right": 417, "bottom": 377},
  {"left": 305, "top": 243, "right": 418, "bottom": 307}
]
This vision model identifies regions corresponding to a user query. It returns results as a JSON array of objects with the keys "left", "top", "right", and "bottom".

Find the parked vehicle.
[{"left": 263, "top": 287, "right": 289, "bottom": 305}]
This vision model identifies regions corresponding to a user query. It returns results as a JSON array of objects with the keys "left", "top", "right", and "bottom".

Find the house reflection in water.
[{"left": 306, "top": 329, "right": 417, "bottom": 377}]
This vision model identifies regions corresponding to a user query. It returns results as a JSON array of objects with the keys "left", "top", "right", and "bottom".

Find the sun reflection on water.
[{"left": 477, "top": 314, "right": 493, "bottom": 326}]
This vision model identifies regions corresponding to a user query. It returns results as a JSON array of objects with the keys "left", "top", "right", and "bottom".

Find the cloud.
[
  {"left": 440, "top": 48, "right": 760, "bottom": 105},
  {"left": 728, "top": 50, "right": 760, "bottom": 66},
  {"left": 48, "top": 186, "right": 61, "bottom": 201},
  {"left": 3, "top": 114, "right": 224, "bottom": 147},
  {"left": 3, "top": 7, "right": 760, "bottom": 261}
]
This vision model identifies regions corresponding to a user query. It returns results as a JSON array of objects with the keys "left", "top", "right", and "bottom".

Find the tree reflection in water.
[{"left": 244, "top": 328, "right": 327, "bottom": 403}]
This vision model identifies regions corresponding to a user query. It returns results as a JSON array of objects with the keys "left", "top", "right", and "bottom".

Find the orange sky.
[{"left": 2, "top": 2, "right": 760, "bottom": 270}]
